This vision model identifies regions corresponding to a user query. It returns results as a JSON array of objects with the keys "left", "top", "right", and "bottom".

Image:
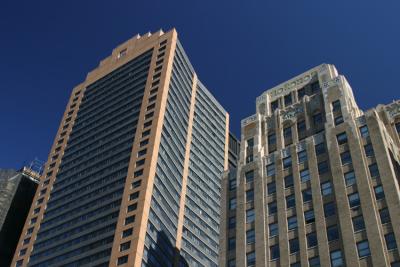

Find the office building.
[
  {"left": 0, "top": 167, "right": 40, "bottom": 267},
  {"left": 220, "top": 64, "right": 400, "bottom": 266},
  {"left": 12, "top": 29, "right": 229, "bottom": 267}
]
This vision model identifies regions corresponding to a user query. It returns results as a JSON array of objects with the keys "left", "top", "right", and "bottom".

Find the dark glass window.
[
  {"left": 247, "top": 229, "right": 255, "bottom": 244},
  {"left": 298, "top": 88, "right": 306, "bottom": 98},
  {"left": 228, "top": 237, "right": 236, "bottom": 250},
  {"left": 268, "top": 202, "right": 277, "bottom": 215},
  {"left": 245, "top": 170, "right": 254, "bottom": 183},
  {"left": 330, "top": 250, "right": 344, "bottom": 267},
  {"left": 117, "top": 256, "right": 128, "bottom": 265},
  {"left": 324, "top": 202, "right": 336, "bottom": 217},
  {"left": 374, "top": 185, "right": 385, "bottom": 200},
  {"left": 336, "top": 132, "right": 348, "bottom": 145},
  {"left": 267, "top": 181, "right": 276, "bottom": 195},
  {"left": 321, "top": 181, "right": 333, "bottom": 196},
  {"left": 286, "top": 194, "right": 296, "bottom": 209},
  {"left": 298, "top": 150, "right": 307, "bottom": 163},
  {"left": 229, "top": 177, "right": 236, "bottom": 190},
  {"left": 284, "top": 174, "right": 294, "bottom": 188},
  {"left": 271, "top": 100, "right": 279, "bottom": 112},
  {"left": 247, "top": 138, "right": 254, "bottom": 148},
  {"left": 229, "top": 198, "right": 236, "bottom": 210},
  {"left": 340, "top": 151, "right": 352, "bottom": 165},
  {"left": 318, "top": 161, "right": 329, "bottom": 175},
  {"left": 334, "top": 116, "right": 344, "bottom": 126},
  {"left": 315, "top": 143, "right": 326, "bottom": 155},
  {"left": 327, "top": 225, "right": 340, "bottom": 241},
  {"left": 266, "top": 164, "right": 275, "bottom": 176},
  {"left": 357, "top": 240, "right": 371, "bottom": 258},
  {"left": 352, "top": 215, "right": 365, "bottom": 232},
  {"left": 304, "top": 209, "right": 315, "bottom": 224},
  {"left": 391, "top": 261, "right": 400, "bottom": 267},
  {"left": 385, "top": 233, "right": 397, "bottom": 250},
  {"left": 289, "top": 238, "right": 299, "bottom": 254},
  {"left": 269, "top": 222, "right": 278, "bottom": 236},
  {"left": 369, "top": 163, "right": 380, "bottom": 178},
  {"left": 270, "top": 244, "right": 280, "bottom": 260},
  {"left": 302, "top": 188, "right": 312, "bottom": 203},
  {"left": 122, "top": 228, "right": 133, "bottom": 238},
  {"left": 283, "top": 156, "right": 292, "bottom": 169},
  {"left": 228, "top": 216, "right": 236, "bottom": 229},
  {"left": 297, "top": 120, "right": 306, "bottom": 133},
  {"left": 287, "top": 216, "right": 298, "bottom": 230},
  {"left": 120, "top": 241, "right": 131, "bottom": 251},
  {"left": 307, "top": 232, "right": 318, "bottom": 248},
  {"left": 247, "top": 251, "right": 256, "bottom": 267},
  {"left": 395, "top": 122, "right": 400, "bottom": 133},
  {"left": 125, "top": 215, "right": 135, "bottom": 225},
  {"left": 284, "top": 126, "right": 292, "bottom": 140},
  {"left": 311, "top": 82, "right": 320, "bottom": 93},
  {"left": 360, "top": 125, "right": 369, "bottom": 138},
  {"left": 348, "top": 192, "right": 360, "bottom": 209},
  {"left": 379, "top": 208, "right": 391, "bottom": 224},
  {"left": 284, "top": 94, "right": 292, "bottom": 106},
  {"left": 344, "top": 171, "right": 356, "bottom": 186},
  {"left": 313, "top": 113, "right": 323, "bottom": 125},
  {"left": 268, "top": 133, "right": 276, "bottom": 146},
  {"left": 246, "top": 208, "right": 255, "bottom": 223},
  {"left": 332, "top": 100, "right": 341, "bottom": 112},
  {"left": 246, "top": 190, "right": 254, "bottom": 203},
  {"left": 309, "top": 257, "right": 320, "bottom": 267},
  {"left": 364, "top": 143, "right": 374, "bottom": 157},
  {"left": 300, "top": 169, "right": 310, "bottom": 182}
]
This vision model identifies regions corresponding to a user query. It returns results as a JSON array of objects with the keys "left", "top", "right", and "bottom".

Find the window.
[
  {"left": 332, "top": 100, "right": 341, "bottom": 112},
  {"left": 125, "top": 215, "right": 135, "bottom": 225},
  {"left": 269, "top": 222, "right": 278, "bottom": 236},
  {"left": 138, "top": 149, "right": 147, "bottom": 157},
  {"left": 268, "top": 202, "right": 277, "bottom": 215},
  {"left": 26, "top": 227, "right": 34, "bottom": 235},
  {"left": 267, "top": 181, "right": 276, "bottom": 195},
  {"left": 300, "top": 169, "right": 310, "bottom": 182},
  {"left": 324, "top": 202, "right": 336, "bottom": 217},
  {"left": 379, "top": 208, "right": 391, "bottom": 224},
  {"left": 298, "top": 88, "right": 306, "bottom": 98},
  {"left": 23, "top": 237, "right": 30, "bottom": 245},
  {"left": 245, "top": 170, "right": 255, "bottom": 183},
  {"left": 30, "top": 217, "right": 37, "bottom": 224},
  {"left": 334, "top": 116, "right": 344, "bottom": 126},
  {"left": 369, "top": 163, "right": 380, "bottom": 178},
  {"left": 268, "top": 133, "right": 276, "bottom": 146},
  {"left": 385, "top": 233, "right": 397, "bottom": 250},
  {"left": 283, "top": 156, "right": 292, "bottom": 169},
  {"left": 284, "top": 94, "right": 292, "bottom": 106},
  {"left": 327, "top": 225, "right": 340, "bottom": 241},
  {"left": 139, "top": 139, "right": 149, "bottom": 147},
  {"left": 247, "top": 251, "right": 256, "bottom": 266},
  {"left": 271, "top": 100, "right": 279, "bottom": 112},
  {"left": 134, "top": 169, "right": 143, "bottom": 178},
  {"left": 364, "top": 143, "right": 374, "bottom": 157},
  {"left": 228, "top": 237, "right": 236, "bottom": 250},
  {"left": 330, "top": 250, "right": 344, "bottom": 267},
  {"left": 304, "top": 209, "right": 315, "bottom": 224},
  {"left": 313, "top": 113, "right": 323, "bottom": 125},
  {"left": 287, "top": 216, "right": 298, "bottom": 230},
  {"left": 33, "top": 207, "right": 40, "bottom": 214},
  {"left": 307, "top": 232, "right": 318, "bottom": 248},
  {"left": 129, "top": 192, "right": 139, "bottom": 201},
  {"left": 246, "top": 209, "right": 255, "bottom": 223},
  {"left": 348, "top": 192, "right": 360, "bottom": 209},
  {"left": 318, "top": 161, "right": 329, "bottom": 175},
  {"left": 270, "top": 244, "right": 280, "bottom": 260},
  {"left": 336, "top": 132, "right": 348, "bottom": 145},
  {"left": 321, "top": 181, "right": 333, "bottom": 196},
  {"left": 309, "top": 256, "right": 320, "bottom": 267},
  {"left": 297, "top": 150, "right": 307, "bottom": 163},
  {"left": 286, "top": 194, "right": 296, "bottom": 209},
  {"left": 392, "top": 261, "right": 400, "bottom": 267},
  {"left": 120, "top": 241, "right": 131, "bottom": 252},
  {"left": 127, "top": 203, "right": 137, "bottom": 212},
  {"left": 117, "top": 255, "right": 128, "bottom": 265},
  {"left": 352, "top": 215, "right": 365, "bottom": 232},
  {"left": 284, "top": 175, "right": 294, "bottom": 188},
  {"left": 228, "top": 259, "right": 235, "bottom": 267},
  {"left": 19, "top": 248, "right": 27, "bottom": 256},
  {"left": 37, "top": 198, "right": 44, "bottom": 205},
  {"left": 396, "top": 122, "right": 400, "bottom": 133},
  {"left": 229, "top": 177, "right": 237, "bottom": 190},
  {"left": 228, "top": 216, "right": 236, "bottom": 229},
  {"left": 122, "top": 228, "right": 133, "bottom": 238},
  {"left": 247, "top": 229, "right": 255, "bottom": 244},
  {"left": 297, "top": 120, "right": 306, "bottom": 133},
  {"left": 357, "top": 240, "right": 371, "bottom": 258},
  {"left": 359, "top": 125, "right": 369, "bottom": 138},
  {"left": 289, "top": 238, "right": 299, "bottom": 254},
  {"left": 229, "top": 198, "right": 236, "bottom": 210},
  {"left": 284, "top": 126, "right": 292, "bottom": 140},
  {"left": 302, "top": 188, "right": 312, "bottom": 203},
  {"left": 291, "top": 262, "right": 301, "bottom": 267},
  {"left": 246, "top": 154, "right": 254, "bottom": 163},
  {"left": 266, "top": 164, "right": 275, "bottom": 176},
  {"left": 118, "top": 48, "right": 127, "bottom": 58},
  {"left": 344, "top": 171, "right": 356, "bottom": 186},
  {"left": 373, "top": 185, "right": 385, "bottom": 200},
  {"left": 247, "top": 138, "right": 254, "bottom": 148},
  {"left": 16, "top": 260, "right": 23, "bottom": 267},
  {"left": 246, "top": 190, "right": 254, "bottom": 203},
  {"left": 315, "top": 143, "right": 325, "bottom": 155},
  {"left": 340, "top": 151, "right": 352, "bottom": 165},
  {"left": 311, "top": 82, "right": 320, "bottom": 93}
]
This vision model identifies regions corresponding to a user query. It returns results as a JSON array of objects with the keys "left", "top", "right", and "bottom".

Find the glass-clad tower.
[{"left": 12, "top": 29, "right": 229, "bottom": 267}]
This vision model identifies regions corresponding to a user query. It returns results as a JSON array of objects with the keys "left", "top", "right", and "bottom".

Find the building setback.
[
  {"left": 220, "top": 64, "right": 400, "bottom": 267},
  {"left": 12, "top": 29, "right": 229, "bottom": 267},
  {"left": 0, "top": 167, "right": 40, "bottom": 267}
]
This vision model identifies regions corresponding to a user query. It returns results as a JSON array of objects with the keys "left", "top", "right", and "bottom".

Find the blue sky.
[{"left": 1, "top": 0, "right": 399, "bottom": 169}]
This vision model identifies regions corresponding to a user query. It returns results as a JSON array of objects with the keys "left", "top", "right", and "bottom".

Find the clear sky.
[{"left": 1, "top": 0, "right": 399, "bottom": 169}]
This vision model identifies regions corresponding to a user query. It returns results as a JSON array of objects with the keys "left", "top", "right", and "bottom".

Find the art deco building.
[
  {"left": 220, "top": 64, "right": 400, "bottom": 267},
  {"left": 0, "top": 167, "right": 40, "bottom": 267},
  {"left": 12, "top": 29, "right": 229, "bottom": 267}
]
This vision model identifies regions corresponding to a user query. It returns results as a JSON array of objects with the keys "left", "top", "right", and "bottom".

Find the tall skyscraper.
[
  {"left": 0, "top": 167, "right": 40, "bottom": 267},
  {"left": 220, "top": 64, "right": 400, "bottom": 266},
  {"left": 12, "top": 29, "right": 229, "bottom": 267}
]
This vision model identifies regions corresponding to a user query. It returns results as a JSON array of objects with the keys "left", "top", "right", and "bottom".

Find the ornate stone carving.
[
  {"left": 241, "top": 114, "right": 258, "bottom": 127},
  {"left": 281, "top": 106, "right": 304, "bottom": 121},
  {"left": 322, "top": 76, "right": 342, "bottom": 89},
  {"left": 385, "top": 102, "right": 400, "bottom": 119}
]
